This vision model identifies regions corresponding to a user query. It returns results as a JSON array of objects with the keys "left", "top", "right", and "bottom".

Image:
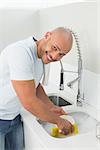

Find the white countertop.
[
  {"left": 21, "top": 107, "right": 100, "bottom": 150},
  {"left": 21, "top": 81, "right": 100, "bottom": 150}
]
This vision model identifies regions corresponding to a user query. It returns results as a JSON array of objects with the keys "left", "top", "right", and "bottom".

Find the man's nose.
[{"left": 51, "top": 51, "right": 60, "bottom": 61}]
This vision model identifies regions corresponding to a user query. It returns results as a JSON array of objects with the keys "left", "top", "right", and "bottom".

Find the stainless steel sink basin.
[{"left": 48, "top": 95, "right": 72, "bottom": 106}]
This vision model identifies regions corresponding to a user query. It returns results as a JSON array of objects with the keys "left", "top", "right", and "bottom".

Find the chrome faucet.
[{"left": 59, "top": 30, "right": 83, "bottom": 106}]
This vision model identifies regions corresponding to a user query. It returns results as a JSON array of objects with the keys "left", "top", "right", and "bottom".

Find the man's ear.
[{"left": 44, "top": 32, "right": 52, "bottom": 39}]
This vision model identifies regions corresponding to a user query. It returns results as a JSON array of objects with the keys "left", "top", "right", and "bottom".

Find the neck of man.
[{"left": 36, "top": 39, "right": 44, "bottom": 59}]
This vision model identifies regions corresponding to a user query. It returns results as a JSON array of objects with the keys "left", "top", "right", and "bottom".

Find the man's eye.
[
  {"left": 52, "top": 46, "right": 57, "bottom": 51},
  {"left": 59, "top": 53, "right": 64, "bottom": 57}
]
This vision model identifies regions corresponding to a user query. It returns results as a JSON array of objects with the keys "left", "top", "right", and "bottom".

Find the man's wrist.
[{"left": 55, "top": 117, "right": 63, "bottom": 126}]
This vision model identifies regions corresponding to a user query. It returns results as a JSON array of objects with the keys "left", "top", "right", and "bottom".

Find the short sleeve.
[{"left": 7, "top": 46, "right": 35, "bottom": 80}]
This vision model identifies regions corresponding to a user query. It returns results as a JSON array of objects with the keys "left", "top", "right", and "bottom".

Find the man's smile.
[{"left": 45, "top": 51, "right": 53, "bottom": 62}]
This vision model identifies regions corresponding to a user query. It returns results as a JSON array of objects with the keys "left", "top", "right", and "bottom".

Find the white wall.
[
  {"left": 97, "top": 0, "right": 100, "bottom": 76},
  {"left": 39, "top": 1, "right": 98, "bottom": 74},
  {"left": 0, "top": 8, "right": 40, "bottom": 53},
  {"left": 0, "top": 0, "right": 93, "bottom": 9}
]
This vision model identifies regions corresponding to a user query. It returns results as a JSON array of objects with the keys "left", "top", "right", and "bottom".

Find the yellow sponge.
[
  {"left": 73, "top": 123, "right": 78, "bottom": 134},
  {"left": 51, "top": 127, "right": 66, "bottom": 138},
  {"left": 51, "top": 115, "right": 78, "bottom": 138}
]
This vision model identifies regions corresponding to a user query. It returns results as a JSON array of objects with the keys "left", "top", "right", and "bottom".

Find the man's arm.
[
  {"left": 36, "top": 83, "right": 66, "bottom": 115},
  {"left": 11, "top": 80, "right": 73, "bottom": 134},
  {"left": 36, "top": 83, "right": 54, "bottom": 109},
  {"left": 11, "top": 80, "right": 60, "bottom": 123}
]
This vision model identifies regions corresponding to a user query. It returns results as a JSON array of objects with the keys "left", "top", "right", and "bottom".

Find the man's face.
[{"left": 40, "top": 32, "right": 72, "bottom": 64}]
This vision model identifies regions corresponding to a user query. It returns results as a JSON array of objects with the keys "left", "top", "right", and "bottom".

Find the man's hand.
[
  {"left": 50, "top": 105, "right": 66, "bottom": 116},
  {"left": 57, "top": 118, "right": 74, "bottom": 135},
  {"left": 50, "top": 106, "right": 74, "bottom": 135}
]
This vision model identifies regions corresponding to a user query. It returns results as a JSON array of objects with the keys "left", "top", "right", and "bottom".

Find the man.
[{"left": 0, "top": 27, "right": 73, "bottom": 150}]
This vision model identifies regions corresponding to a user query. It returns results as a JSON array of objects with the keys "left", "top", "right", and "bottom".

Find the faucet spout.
[{"left": 67, "top": 76, "right": 80, "bottom": 88}]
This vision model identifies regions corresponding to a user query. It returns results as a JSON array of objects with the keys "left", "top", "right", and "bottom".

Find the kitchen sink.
[
  {"left": 48, "top": 95, "right": 72, "bottom": 106},
  {"left": 38, "top": 111, "right": 97, "bottom": 137}
]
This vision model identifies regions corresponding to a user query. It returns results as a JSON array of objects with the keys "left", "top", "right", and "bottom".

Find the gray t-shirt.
[{"left": 0, "top": 37, "right": 43, "bottom": 120}]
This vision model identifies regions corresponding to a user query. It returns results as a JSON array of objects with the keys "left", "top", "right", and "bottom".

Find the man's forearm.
[
  {"left": 36, "top": 83, "right": 54, "bottom": 108},
  {"left": 25, "top": 95, "right": 60, "bottom": 124}
]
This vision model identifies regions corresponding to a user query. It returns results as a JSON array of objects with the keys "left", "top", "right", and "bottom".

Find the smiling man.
[
  {"left": 37, "top": 28, "right": 72, "bottom": 63},
  {"left": 0, "top": 27, "right": 73, "bottom": 150}
]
